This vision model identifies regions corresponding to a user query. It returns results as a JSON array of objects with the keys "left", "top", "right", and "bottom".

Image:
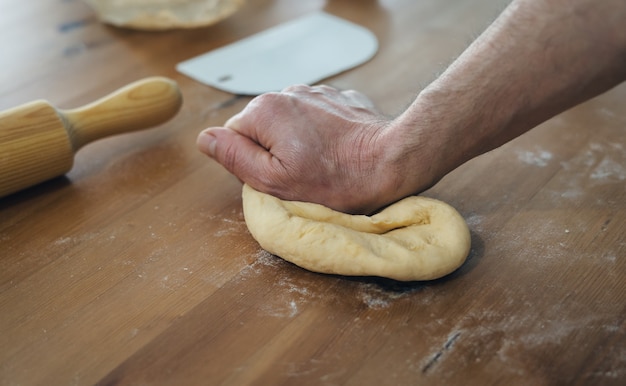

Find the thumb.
[{"left": 196, "top": 127, "right": 273, "bottom": 185}]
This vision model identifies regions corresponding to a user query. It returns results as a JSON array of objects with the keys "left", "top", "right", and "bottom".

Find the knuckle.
[
  {"left": 314, "top": 84, "right": 337, "bottom": 92},
  {"left": 248, "top": 91, "right": 278, "bottom": 107},
  {"left": 282, "top": 84, "right": 312, "bottom": 93},
  {"left": 247, "top": 92, "right": 285, "bottom": 111}
]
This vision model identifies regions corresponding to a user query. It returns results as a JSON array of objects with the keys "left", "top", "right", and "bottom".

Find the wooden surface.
[{"left": 1, "top": 0, "right": 624, "bottom": 385}]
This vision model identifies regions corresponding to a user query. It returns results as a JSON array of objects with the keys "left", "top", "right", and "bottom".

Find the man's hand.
[{"left": 197, "top": 85, "right": 422, "bottom": 214}]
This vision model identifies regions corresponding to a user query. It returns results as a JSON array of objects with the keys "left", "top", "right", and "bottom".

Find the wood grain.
[{"left": 1, "top": 0, "right": 624, "bottom": 385}]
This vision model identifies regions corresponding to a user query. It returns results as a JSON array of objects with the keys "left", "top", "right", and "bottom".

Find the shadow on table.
[
  {"left": 338, "top": 229, "right": 485, "bottom": 294},
  {"left": 0, "top": 176, "right": 72, "bottom": 210}
]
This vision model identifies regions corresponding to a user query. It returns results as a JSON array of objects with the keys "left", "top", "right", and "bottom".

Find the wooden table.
[{"left": 1, "top": 1, "right": 625, "bottom": 385}]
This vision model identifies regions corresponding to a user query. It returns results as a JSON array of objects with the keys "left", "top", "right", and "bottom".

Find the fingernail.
[{"left": 197, "top": 131, "right": 217, "bottom": 156}]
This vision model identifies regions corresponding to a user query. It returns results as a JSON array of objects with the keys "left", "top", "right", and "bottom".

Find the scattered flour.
[
  {"left": 420, "top": 302, "right": 626, "bottom": 380},
  {"left": 211, "top": 216, "right": 247, "bottom": 238},
  {"left": 54, "top": 237, "right": 73, "bottom": 246},
  {"left": 538, "top": 141, "right": 626, "bottom": 202},
  {"left": 567, "top": 142, "right": 625, "bottom": 182},
  {"left": 517, "top": 148, "right": 553, "bottom": 167},
  {"left": 356, "top": 281, "right": 425, "bottom": 310},
  {"left": 241, "top": 249, "right": 429, "bottom": 316},
  {"left": 52, "top": 232, "right": 99, "bottom": 247},
  {"left": 590, "top": 156, "right": 626, "bottom": 181},
  {"left": 241, "top": 250, "right": 310, "bottom": 318},
  {"left": 465, "top": 213, "right": 485, "bottom": 229}
]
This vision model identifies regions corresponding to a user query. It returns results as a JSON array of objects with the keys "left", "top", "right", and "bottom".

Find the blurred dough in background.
[{"left": 84, "top": 0, "right": 245, "bottom": 30}]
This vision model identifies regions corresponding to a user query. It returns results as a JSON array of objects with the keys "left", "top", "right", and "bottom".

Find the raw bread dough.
[
  {"left": 84, "top": 0, "right": 244, "bottom": 30},
  {"left": 242, "top": 184, "right": 471, "bottom": 281}
]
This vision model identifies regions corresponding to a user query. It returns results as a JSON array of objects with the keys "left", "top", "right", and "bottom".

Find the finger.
[
  {"left": 197, "top": 127, "right": 274, "bottom": 186},
  {"left": 223, "top": 92, "right": 283, "bottom": 142},
  {"left": 224, "top": 112, "right": 242, "bottom": 130}
]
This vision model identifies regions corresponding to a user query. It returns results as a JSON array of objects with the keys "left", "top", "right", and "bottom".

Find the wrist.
[{"left": 377, "top": 96, "right": 456, "bottom": 199}]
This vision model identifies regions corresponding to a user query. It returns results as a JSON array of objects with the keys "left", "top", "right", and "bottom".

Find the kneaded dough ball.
[{"left": 242, "top": 184, "right": 471, "bottom": 281}]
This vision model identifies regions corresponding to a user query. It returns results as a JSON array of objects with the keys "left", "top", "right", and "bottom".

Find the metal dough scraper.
[{"left": 176, "top": 12, "right": 378, "bottom": 95}]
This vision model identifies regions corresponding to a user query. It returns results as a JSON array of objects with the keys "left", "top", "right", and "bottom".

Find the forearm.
[{"left": 394, "top": 0, "right": 626, "bottom": 190}]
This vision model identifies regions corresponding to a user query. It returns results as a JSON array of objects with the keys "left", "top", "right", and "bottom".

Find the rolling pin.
[{"left": 0, "top": 76, "right": 183, "bottom": 198}]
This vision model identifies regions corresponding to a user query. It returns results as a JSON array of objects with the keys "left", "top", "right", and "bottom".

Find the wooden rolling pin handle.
[
  {"left": 0, "top": 77, "right": 182, "bottom": 199},
  {"left": 62, "top": 76, "right": 183, "bottom": 151}
]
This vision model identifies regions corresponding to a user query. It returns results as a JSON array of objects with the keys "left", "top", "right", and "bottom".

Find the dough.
[
  {"left": 85, "top": 0, "right": 244, "bottom": 30},
  {"left": 242, "top": 184, "right": 471, "bottom": 281}
]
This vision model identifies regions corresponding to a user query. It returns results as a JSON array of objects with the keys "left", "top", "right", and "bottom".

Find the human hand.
[{"left": 197, "top": 85, "right": 432, "bottom": 214}]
